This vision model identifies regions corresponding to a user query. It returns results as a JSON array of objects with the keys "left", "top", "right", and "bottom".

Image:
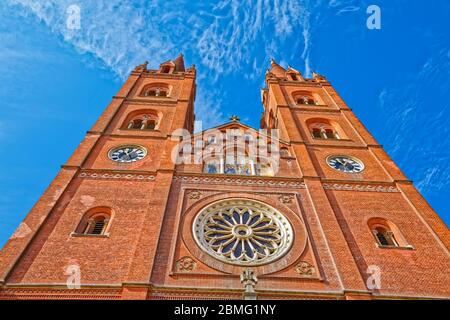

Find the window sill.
[
  {"left": 376, "top": 244, "right": 414, "bottom": 250},
  {"left": 70, "top": 232, "right": 110, "bottom": 238}
]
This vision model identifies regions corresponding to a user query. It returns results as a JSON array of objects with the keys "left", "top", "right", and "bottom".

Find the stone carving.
[
  {"left": 79, "top": 171, "right": 155, "bottom": 181},
  {"left": 323, "top": 183, "right": 399, "bottom": 193},
  {"left": 176, "top": 256, "right": 197, "bottom": 272},
  {"left": 194, "top": 199, "right": 293, "bottom": 266},
  {"left": 187, "top": 190, "right": 202, "bottom": 200},
  {"left": 295, "top": 261, "right": 316, "bottom": 276},
  {"left": 279, "top": 194, "right": 295, "bottom": 204},
  {"left": 240, "top": 268, "right": 258, "bottom": 300},
  {"left": 174, "top": 175, "right": 305, "bottom": 189}
]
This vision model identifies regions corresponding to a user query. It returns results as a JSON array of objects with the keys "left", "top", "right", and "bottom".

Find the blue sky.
[{"left": 0, "top": 0, "right": 449, "bottom": 247}]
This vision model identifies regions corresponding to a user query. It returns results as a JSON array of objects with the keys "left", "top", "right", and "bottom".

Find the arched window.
[
  {"left": 123, "top": 111, "right": 160, "bottom": 131},
  {"left": 140, "top": 84, "right": 170, "bottom": 97},
  {"left": 224, "top": 154, "right": 253, "bottom": 175},
  {"left": 193, "top": 199, "right": 293, "bottom": 265},
  {"left": 324, "top": 128, "right": 338, "bottom": 139},
  {"left": 75, "top": 207, "right": 112, "bottom": 236},
  {"left": 203, "top": 154, "right": 275, "bottom": 177},
  {"left": 129, "top": 118, "right": 143, "bottom": 129},
  {"left": 204, "top": 159, "right": 220, "bottom": 174},
  {"left": 297, "top": 96, "right": 316, "bottom": 105},
  {"left": 85, "top": 216, "right": 107, "bottom": 235},
  {"left": 373, "top": 227, "right": 398, "bottom": 246},
  {"left": 146, "top": 118, "right": 157, "bottom": 130},
  {"left": 306, "top": 119, "right": 343, "bottom": 140},
  {"left": 368, "top": 218, "right": 409, "bottom": 248},
  {"left": 293, "top": 91, "right": 319, "bottom": 106},
  {"left": 312, "top": 128, "right": 323, "bottom": 139}
]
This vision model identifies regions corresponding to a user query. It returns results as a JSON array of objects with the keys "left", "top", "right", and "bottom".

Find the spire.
[
  {"left": 269, "top": 58, "right": 286, "bottom": 78},
  {"left": 174, "top": 53, "right": 185, "bottom": 72}
]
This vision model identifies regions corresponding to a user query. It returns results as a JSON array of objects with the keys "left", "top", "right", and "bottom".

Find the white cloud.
[
  {"left": 6, "top": 0, "right": 315, "bottom": 127},
  {"left": 376, "top": 48, "right": 450, "bottom": 193},
  {"left": 194, "top": 87, "right": 225, "bottom": 131},
  {"left": 7, "top": 0, "right": 314, "bottom": 79},
  {"left": 327, "top": 0, "right": 360, "bottom": 15}
]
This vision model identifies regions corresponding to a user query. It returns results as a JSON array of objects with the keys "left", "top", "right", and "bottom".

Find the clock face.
[
  {"left": 327, "top": 155, "right": 364, "bottom": 173},
  {"left": 109, "top": 146, "right": 146, "bottom": 163}
]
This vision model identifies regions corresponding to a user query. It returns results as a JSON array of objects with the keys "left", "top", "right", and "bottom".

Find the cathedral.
[{"left": 0, "top": 55, "right": 449, "bottom": 300}]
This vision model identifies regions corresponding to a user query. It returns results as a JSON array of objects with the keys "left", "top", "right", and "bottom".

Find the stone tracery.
[{"left": 193, "top": 199, "right": 293, "bottom": 266}]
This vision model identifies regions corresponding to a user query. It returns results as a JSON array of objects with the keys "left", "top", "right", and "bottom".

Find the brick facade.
[{"left": 0, "top": 57, "right": 448, "bottom": 300}]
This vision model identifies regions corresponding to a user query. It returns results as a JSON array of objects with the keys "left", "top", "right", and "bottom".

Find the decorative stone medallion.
[
  {"left": 176, "top": 256, "right": 197, "bottom": 272},
  {"left": 187, "top": 190, "right": 202, "bottom": 200},
  {"left": 279, "top": 194, "right": 294, "bottom": 204},
  {"left": 295, "top": 261, "right": 315, "bottom": 276}
]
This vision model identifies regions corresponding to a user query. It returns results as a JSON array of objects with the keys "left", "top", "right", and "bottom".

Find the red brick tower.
[{"left": 0, "top": 58, "right": 449, "bottom": 300}]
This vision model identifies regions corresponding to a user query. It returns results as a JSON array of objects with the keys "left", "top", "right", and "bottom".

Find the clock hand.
[
  {"left": 122, "top": 150, "right": 131, "bottom": 160},
  {"left": 335, "top": 158, "right": 345, "bottom": 167}
]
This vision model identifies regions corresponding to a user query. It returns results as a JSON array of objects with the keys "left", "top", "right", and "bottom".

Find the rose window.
[{"left": 193, "top": 199, "right": 293, "bottom": 266}]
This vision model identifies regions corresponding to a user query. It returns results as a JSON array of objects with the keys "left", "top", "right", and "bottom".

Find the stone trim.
[
  {"left": 173, "top": 175, "right": 306, "bottom": 188},
  {"left": 78, "top": 170, "right": 156, "bottom": 181},
  {"left": 323, "top": 183, "right": 399, "bottom": 193},
  {"left": 0, "top": 287, "right": 121, "bottom": 300}
]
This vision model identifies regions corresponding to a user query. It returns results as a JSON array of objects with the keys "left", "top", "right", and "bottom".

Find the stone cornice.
[
  {"left": 2, "top": 284, "right": 446, "bottom": 300},
  {"left": 78, "top": 169, "right": 156, "bottom": 181},
  {"left": 304, "top": 142, "right": 380, "bottom": 149},
  {"left": 74, "top": 168, "right": 410, "bottom": 192},
  {"left": 173, "top": 174, "right": 306, "bottom": 188},
  {"left": 322, "top": 182, "right": 399, "bottom": 193}
]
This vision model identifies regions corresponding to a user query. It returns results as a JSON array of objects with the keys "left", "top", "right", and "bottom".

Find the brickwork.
[{"left": 0, "top": 57, "right": 448, "bottom": 300}]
